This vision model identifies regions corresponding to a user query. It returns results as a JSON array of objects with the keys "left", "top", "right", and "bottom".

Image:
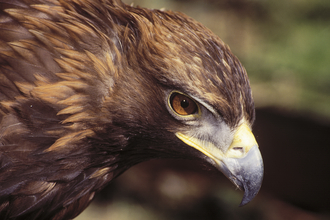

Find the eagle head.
[{"left": 0, "top": 0, "right": 263, "bottom": 219}]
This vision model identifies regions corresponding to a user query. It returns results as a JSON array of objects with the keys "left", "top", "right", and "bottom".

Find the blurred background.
[{"left": 76, "top": 0, "right": 330, "bottom": 219}]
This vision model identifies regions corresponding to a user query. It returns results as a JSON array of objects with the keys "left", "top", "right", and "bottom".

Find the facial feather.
[{"left": 0, "top": 0, "right": 258, "bottom": 219}]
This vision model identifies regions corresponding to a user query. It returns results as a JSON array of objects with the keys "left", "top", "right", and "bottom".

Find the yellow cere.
[
  {"left": 175, "top": 123, "right": 258, "bottom": 162},
  {"left": 226, "top": 123, "right": 258, "bottom": 158}
]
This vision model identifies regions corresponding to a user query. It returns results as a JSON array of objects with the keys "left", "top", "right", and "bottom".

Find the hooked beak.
[
  {"left": 176, "top": 123, "right": 264, "bottom": 206},
  {"left": 221, "top": 144, "right": 263, "bottom": 206}
]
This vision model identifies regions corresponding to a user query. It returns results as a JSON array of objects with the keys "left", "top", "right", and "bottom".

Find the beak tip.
[
  {"left": 239, "top": 199, "right": 249, "bottom": 207},
  {"left": 239, "top": 166, "right": 264, "bottom": 207},
  {"left": 221, "top": 145, "right": 264, "bottom": 207},
  {"left": 239, "top": 184, "right": 261, "bottom": 207}
]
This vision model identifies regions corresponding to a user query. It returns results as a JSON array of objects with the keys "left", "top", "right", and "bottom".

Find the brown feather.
[{"left": 0, "top": 0, "right": 255, "bottom": 219}]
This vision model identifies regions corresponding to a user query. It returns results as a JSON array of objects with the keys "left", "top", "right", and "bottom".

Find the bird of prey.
[{"left": 0, "top": 0, "right": 263, "bottom": 219}]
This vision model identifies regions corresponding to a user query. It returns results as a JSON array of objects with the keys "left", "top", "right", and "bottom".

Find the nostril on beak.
[{"left": 233, "top": 147, "right": 244, "bottom": 153}]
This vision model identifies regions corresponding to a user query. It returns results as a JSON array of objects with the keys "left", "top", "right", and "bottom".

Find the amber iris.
[{"left": 170, "top": 93, "right": 198, "bottom": 115}]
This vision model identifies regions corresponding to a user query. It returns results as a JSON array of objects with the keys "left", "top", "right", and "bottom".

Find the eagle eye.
[{"left": 169, "top": 92, "right": 198, "bottom": 116}]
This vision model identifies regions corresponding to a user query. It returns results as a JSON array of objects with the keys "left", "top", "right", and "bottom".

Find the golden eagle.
[{"left": 0, "top": 0, "right": 263, "bottom": 219}]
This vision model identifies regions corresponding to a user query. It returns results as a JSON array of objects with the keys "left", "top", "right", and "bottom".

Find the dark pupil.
[{"left": 181, "top": 99, "right": 189, "bottom": 108}]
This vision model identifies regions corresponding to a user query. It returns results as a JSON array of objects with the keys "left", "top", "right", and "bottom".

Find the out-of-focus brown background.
[{"left": 76, "top": 0, "right": 330, "bottom": 219}]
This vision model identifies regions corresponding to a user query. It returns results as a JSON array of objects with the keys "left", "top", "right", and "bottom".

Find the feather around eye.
[{"left": 170, "top": 93, "right": 198, "bottom": 116}]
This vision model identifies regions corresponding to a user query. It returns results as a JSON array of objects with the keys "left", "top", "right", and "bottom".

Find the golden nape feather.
[{"left": 0, "top": 0, "right": 263, "bottom": 219}]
